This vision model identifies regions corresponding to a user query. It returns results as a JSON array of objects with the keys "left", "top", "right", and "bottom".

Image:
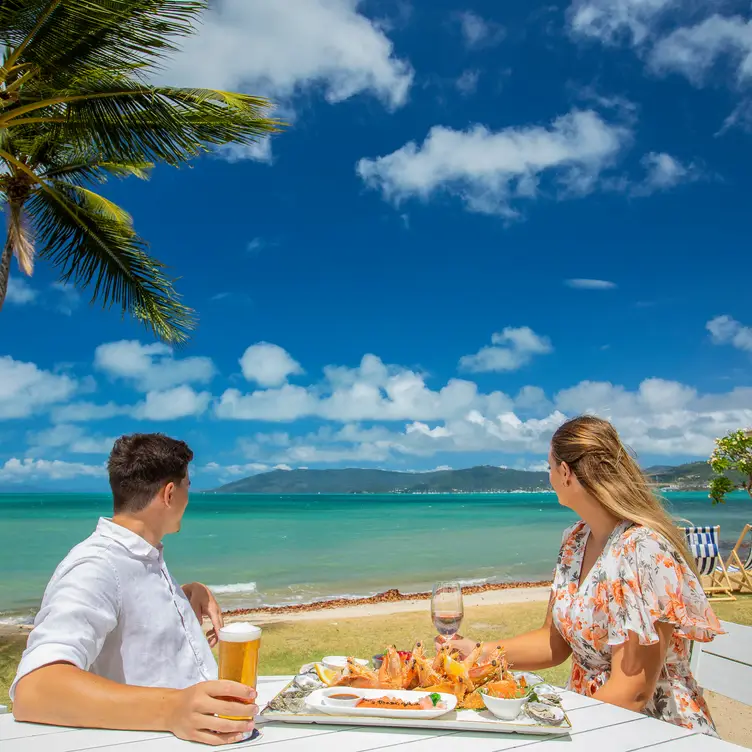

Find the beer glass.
[{"left": 218, "top": 622, "right": 262, "bottom": 719}]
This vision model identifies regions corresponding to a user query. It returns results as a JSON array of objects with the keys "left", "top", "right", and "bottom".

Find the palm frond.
[
  {"left": 28, "top": 182, "right": 195, "bottom": 343},
  {"left": 6, "top": 200, "right": 34, "bottom": 274},
  {"left": 0, "top": 1, "right": 207, "bottom": 79}
]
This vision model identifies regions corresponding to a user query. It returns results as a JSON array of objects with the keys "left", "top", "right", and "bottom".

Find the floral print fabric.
[{"left": 551, "top": 520, "right": 723, "bottom": 736}]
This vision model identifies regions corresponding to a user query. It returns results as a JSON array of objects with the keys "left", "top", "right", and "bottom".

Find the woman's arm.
[
  {"left": 593, "top": 622, "right": 673, "bottom": 712},
  {"left": 441, "top": 593, "right": 572, "bottom": 671}
]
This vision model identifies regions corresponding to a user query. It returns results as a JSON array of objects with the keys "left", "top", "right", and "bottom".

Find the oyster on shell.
[
  {"left": 531, "top": 683, "right": 562, "bottom": 705},
  {"left": 266, "top": 671, "right": 324, "bottom": 714},
  {"left": 526, "top": 701, "right": 565, "bottom": 726}
]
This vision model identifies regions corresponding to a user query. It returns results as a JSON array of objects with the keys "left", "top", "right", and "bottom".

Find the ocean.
[{"left": 1, "top": 491, "right": 749, "bottom": 624}]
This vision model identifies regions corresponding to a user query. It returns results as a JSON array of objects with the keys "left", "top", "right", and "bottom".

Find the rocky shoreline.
[{"left": 226, "top": 580, "right": 552, "bottom": 617}]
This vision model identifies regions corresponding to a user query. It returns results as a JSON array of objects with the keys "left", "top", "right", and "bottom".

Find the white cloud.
[
  {"left": 94, "top": 340, "right": 215, "bottom": 392},
  {"left": 160, "top": 0, "right": 413, "bottom": 112},
  {"left": 27, "top": 424, "right": 115, "bottom": 456},
  {"left": 132, "top": 386, "right": 212, "bottom": 420},
  {"left": 565, "top": 278, "right": 617, "bottom": 289},
  {"left": 239, "top": 342, "right": 304, "bottom": 387},
  {"left": 356, "top": 109, "right": 631, "bottom": 218},
  {"left": 650, "top": 15, "right": 752, "bottom": 85},
  {"left": 0, "top": 356, "right": 77, "bottom": 419},
  {"left": 203, "top": 461, "right": 270, "bottom": 477},
  {"left": 456, "top": 11, "right": 505, "bottom": 49},
  {"left": 568, "top": 0, "right": 677, "bottom": 45},
  {"left": 707, "top": 315, "right": 752, "bottom": 353},
  {"left": 634, "top": 151, "right": 696, "bottom": 194},
  {"left": 51, "top": 401, "right": 129, "bottom": 423},
  {"left": 459, "top": 327, "right": 553, "bottom": 373},
  {"left": 455, "top": 69, "right": 480, "bottom": 96},
  {"left": 0, "top": 457, "right": 104, "bottom": 483},
  {"left": 51, "top": 282, "right": 81, "bottom": 315},
  {"left": 5, "top": 277, "right": 37, "bottom": 305},
  {"left": 217, "top": 351, "right": 514, "bottom": 423},
  {"left": 247, "top": 238, "right": 266, "bottom": 253},
  {"left": 217, "top": 138, "right": 274, "bottom": 164}
]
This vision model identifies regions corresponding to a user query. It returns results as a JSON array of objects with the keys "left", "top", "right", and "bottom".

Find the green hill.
[{"left": 211, "top": 465, "right": 551, "bottom": 494}]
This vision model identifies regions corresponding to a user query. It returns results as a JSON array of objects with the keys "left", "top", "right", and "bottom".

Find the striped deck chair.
[
  {"left": 680, "top": 526, "right": 736, "bottom": 602},
  {"left": 726, "top": 524, "right": 752, "bottom": 594}
]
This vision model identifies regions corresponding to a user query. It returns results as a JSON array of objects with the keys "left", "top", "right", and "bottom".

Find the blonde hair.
[{"left": 551, "top": 415, "right": 698, "bottom": 577}]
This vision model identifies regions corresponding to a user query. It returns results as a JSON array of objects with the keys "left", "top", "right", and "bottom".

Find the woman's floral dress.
[{"left": 551, "top": 520, "right": 723, "bottom": 736}]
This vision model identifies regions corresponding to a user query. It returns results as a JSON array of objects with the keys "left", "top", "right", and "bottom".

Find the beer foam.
[{"left": 219, "top": 622, "right": 262, "bottom": 642}]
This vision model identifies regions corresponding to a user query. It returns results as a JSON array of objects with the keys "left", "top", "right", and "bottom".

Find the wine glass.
[{"left": 431, "top": 581, "right": 464, "bottom": 642}]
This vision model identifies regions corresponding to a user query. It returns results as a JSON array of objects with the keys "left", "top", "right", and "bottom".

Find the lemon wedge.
[{"left": 315, "top": 663, "right": 339, "bottom": 686}]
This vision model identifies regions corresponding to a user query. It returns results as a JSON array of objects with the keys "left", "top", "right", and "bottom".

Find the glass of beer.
[{"left": 218, "top": 622, "right": 262, "bottom": 719}]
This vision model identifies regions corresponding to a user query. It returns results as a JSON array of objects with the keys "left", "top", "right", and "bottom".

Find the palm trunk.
[{"left": 0, "top": 238, "right": 12, "bottom": 312}]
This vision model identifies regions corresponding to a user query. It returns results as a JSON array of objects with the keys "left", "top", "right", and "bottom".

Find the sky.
[{"left": 2, "top": 0, "right": 752, "bottom": 491}]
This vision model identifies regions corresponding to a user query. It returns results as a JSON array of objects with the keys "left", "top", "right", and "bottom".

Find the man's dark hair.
[{"left": 108, "top": 433, "right": 194, "bottom": 514}]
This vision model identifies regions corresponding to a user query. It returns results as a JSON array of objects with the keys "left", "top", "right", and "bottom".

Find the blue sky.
[{"left": 2, "top": 0, "right": 752, "bottom": 491}]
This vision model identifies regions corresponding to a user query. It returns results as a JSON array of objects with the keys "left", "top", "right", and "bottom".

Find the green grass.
[{"left": 4, "top": 595, "right": 750, "bottom": 710}]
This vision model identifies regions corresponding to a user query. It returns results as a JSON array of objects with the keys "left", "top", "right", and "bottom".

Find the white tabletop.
[{"left": 0, "top": 676, "right": 744, "bottom": 752}]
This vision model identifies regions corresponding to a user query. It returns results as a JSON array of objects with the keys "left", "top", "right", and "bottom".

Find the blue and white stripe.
[{"left": 681, "top": 526, "right": 721, "bottom": 577}]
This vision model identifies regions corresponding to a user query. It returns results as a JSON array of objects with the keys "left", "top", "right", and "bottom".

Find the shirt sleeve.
[
  {"left": 605, "top": 528, "right": 724, "bottom": 647},
  {"left": 10, "top": 554, "right": 121, "bottom": 699}
]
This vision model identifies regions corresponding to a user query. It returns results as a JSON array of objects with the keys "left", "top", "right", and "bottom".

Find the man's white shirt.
[{"left": 11, "top": 518, "right": 218, "bottom": 699}]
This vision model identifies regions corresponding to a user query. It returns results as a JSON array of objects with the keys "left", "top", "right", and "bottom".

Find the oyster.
[
  {"left": 266, "top": 670, "right": 323, "bottom": 713},
  {"left": 526, "top": 701, "right": 565, "bottom": 726},
  {"left": 531, "top": 683, "right": 562, "bottom": 705},
  {"left": 294, "top": 672, "right": 324, "bottom": 691}
]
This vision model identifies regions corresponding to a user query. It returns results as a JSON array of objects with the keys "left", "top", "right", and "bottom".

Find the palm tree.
[{"left": 0, "top": 0, "right": 281, "bottom": 343}]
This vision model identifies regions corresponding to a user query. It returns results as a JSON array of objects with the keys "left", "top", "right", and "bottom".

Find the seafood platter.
[{"left": 260, "top": 642, "right": 572, "bottom": 736}]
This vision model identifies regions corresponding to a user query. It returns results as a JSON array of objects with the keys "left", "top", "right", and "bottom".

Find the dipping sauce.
[{"left": 328, "top": 694, "right": 359, "bottom": 700}]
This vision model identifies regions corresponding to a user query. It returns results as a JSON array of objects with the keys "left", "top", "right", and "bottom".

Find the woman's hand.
[
  {"left": 433, "top": 635, "right": 479, "bottom": 659},
  {"left": 182, "top": 582, "right": 224, "bottom": 647}
]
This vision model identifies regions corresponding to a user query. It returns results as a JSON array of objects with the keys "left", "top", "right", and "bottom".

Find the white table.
[{"left": 0, "top": 676, "right": 745, "bottom": 752}]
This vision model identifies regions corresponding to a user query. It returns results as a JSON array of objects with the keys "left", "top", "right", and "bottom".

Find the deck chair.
[
  {"left": 726, "top": 524, "right": 752, "bottom": 594},
  {"left": 680, "top": 526, "right": 736, "bottom": 602}
]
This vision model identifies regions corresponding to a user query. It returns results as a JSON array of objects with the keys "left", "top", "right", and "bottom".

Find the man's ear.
[{"left": 162, "top": 481, "right": 176, "bottom": 508}]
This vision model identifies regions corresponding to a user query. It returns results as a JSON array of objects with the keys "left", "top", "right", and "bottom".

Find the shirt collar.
[{"left": 96, "top": 517, "right": 162, "bottom": 560}]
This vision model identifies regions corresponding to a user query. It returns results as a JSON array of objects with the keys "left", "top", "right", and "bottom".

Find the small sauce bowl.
[
  {"left": 481, "top": 692, "right": 530, "bottom": 721},
  {"left": 321, "top": 688, "right": 363, "bottom": 707}
]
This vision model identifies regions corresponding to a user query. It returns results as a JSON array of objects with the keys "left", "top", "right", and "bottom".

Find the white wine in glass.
[{"left": 431, "top": 581, "right": 464, "bottom": 641}]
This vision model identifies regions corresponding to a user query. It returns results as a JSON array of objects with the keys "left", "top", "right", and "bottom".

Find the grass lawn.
[{"left": 3, "top": 595, "right": 752, "bottom": 710}]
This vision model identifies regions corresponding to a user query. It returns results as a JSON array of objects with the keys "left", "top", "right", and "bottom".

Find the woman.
[{"left": 443, "top": 415, "right": 723, "bottom": 735}]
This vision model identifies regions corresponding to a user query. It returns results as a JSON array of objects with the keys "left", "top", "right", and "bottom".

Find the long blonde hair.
[{"left": 551, "top": 415, "right": 698, "bottom": 577}]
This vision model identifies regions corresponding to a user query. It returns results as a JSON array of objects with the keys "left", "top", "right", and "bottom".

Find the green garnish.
[{"left": 429, "top": 693, "right": 441, "bottom": 706}]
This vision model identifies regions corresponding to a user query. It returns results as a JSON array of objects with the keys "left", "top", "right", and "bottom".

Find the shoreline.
[
  {"left": 223, "top": 580, "right": 552, "bottom": 623},
  {"left": 0, "top": 580, "right": 553, "bottom": 636}
]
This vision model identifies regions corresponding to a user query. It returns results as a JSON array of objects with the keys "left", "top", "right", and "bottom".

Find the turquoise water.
[{"left": 1, "top": 492, "right": 749, "bottom": 623}]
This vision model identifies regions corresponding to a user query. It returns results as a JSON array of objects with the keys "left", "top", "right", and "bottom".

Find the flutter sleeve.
[{"left": 605, "top": 527, "right": 724, "bottom": 647}]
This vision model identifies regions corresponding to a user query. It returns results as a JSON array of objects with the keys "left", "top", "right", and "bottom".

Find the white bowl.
[
  {"left": 320, "top": 688, "right": 363, "bottom": 707},
  {"left": 321, "top": 656, "right": 369, "bottom": 670},
  {"left": 481, "top": 692, "right": 530, "bottom": 721}
]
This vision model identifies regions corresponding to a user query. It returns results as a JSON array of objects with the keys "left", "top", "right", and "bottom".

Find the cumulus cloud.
[
  {"left": 160, "top": 0, "right": 413, "bottom": 112},
  {"left": 707, "top": 315, "right": 752, "bottom": 352},
  {"left": 568, "top": 0, "right": 677, "bottom": 45},
  {"left": 0, "top": 457, "right": 104, "bottom": 483},
  {"left": 51, "top": 401, "right": 129, "bottom": 423},
  {"left": 565, "top": 279, "right": 617, "bottom": 290},
  {"left": 455, "top": 69, "right": 480, "bottom": 96},
  {"left": 456, "top": 11, "right": 506, "bottom": 49},
  {"left": 459, "top": 328, "right": 553, "bottom": 373},
  {"left": 356, "top": 109, "right": 631, "bottom": 218},
  {"left": 650, "top": 15, "right": 752, "bottom": 85},
  {"left": 94, "top": 340, "right": 215, "bottom": 392},
  {"left": 0, "top": 356, "right": 77, "bottom": 419},
  {"left": 239, "top": 343, "right": 304, "bottom": 387},
  {"left": 634, "top": 151, "right": 697, "bottom": 194},
  {"left": 132, "top": 386, "right": 212, "bottom": 421},
  {"left": 27, "top": 424, "right": 115, "bottom": 456},
  {"left": 5, "top": 277, "right": 37, "bottom": 305}
]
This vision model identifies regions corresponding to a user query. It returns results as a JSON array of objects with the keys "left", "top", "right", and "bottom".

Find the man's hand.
[
  {"left": 166, "top": 680, "right": 258, "bottom": 746},
  {"left": 182, "top": 582, "right": 223, "bottom": 647}
]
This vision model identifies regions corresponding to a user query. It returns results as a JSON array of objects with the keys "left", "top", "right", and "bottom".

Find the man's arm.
[
  {"left": 13, "top": 664, "right": 257, "bottom": 746},
  {"left": 182, "top": 582, "right": 223, "bottom": 647}
]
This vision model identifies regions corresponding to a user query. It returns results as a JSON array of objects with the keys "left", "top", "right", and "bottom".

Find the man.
[{"left": 11, "top": 433, "right": 257, "bottom": 746}]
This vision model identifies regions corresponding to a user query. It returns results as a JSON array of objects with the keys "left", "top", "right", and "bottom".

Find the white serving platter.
[
  {"left": 261, "top": 682, "right": 572, "bottom": 737},
  {"left": 307, "top": 688, "right": 456, "bottom": 720}
]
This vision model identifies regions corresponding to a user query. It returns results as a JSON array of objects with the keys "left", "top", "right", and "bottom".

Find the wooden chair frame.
[{"left": 726, "top": 523, "right": 752, "bottom": 594}]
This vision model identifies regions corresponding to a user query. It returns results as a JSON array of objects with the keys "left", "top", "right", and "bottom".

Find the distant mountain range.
[{"left": 210, "top": 461, "right": 726, "bottom": 494}]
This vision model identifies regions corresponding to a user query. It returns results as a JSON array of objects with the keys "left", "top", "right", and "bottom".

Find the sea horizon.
[{"left": 2, "top": 490, "right": 749, "bottom": 626}]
